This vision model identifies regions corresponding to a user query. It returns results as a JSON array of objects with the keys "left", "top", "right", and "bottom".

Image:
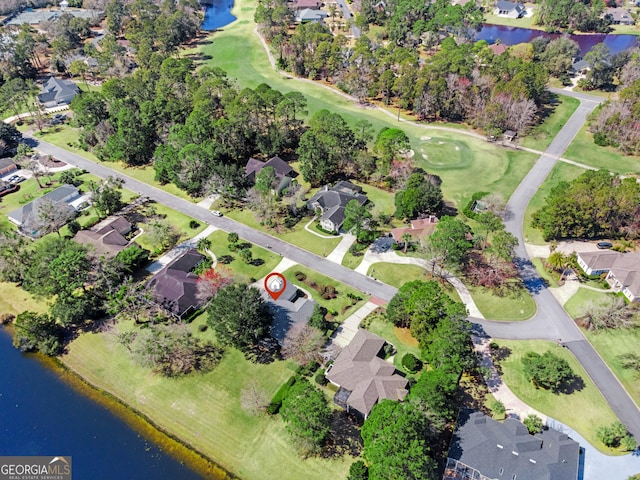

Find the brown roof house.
[
  {"left": 391, "top": 215, "right": 439, "bottom": 243},
  {"left": 307, "top": 181, "right": 368, "bottom": 233},
  {"left": 245, "top": 155, "right": 295, "bottom": 193},
  {"left": 289, "top": 0, "right": 322, "bottom": 9},
  {"left": 444, "top": 410, "right": 580, "bottom": 480},
  {"left": 577, "top": 251, "right": 640, "bottom": 303},
  {"left": 74, "top": 216, "right": 135, "bottom": 258},
  {"left": 0, "top": 158, "right": 17, "bottom": 176},
  {"left": 326, "top": 329, "right": 408, "bottom": 419},
  {"left": 147, "top": 248, "right": 205, "bottom": 320}
]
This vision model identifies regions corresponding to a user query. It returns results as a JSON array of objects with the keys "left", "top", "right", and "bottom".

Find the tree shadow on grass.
[
  {"left": 323, "top": 411, "right": 363, "bottom": 459},
  {"left": 555, "top": 374, "right": 586, "bottom": 395}
]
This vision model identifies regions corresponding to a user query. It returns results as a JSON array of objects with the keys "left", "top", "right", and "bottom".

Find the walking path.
[
  {"left": 325, "top": 234, "right": 356, "bottom": 264},
  {"left": 146, "top": 225, "right": 218, "bottom": 273},
  {"left": 330, "top": 300, "right": 381, "bottom": 348},
  {"left": 304, "top": 217, "right": 338, "bottom": 238}
]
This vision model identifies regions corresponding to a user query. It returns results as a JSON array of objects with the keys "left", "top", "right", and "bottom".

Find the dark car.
[{"left": 597, "top": 241, "right": 613, "bottom": 249}]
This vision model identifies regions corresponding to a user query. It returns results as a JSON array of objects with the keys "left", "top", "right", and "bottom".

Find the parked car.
[
  {"left": 54, "top": 113, "right": 67, "bottom": 120},
  {"left": 12, "top": 176, "right": 26, "bottom": 184},
  {"left": 6, "top": 175, "right": 19, "bottom": 183},
  {"left": 597, "top": 241, "right": 613, "bottom": 249},
  {"left": 211, "top": 210, "right": 223, "bottom": 217}
]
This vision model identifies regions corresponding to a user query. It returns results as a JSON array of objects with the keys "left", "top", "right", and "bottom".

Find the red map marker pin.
[{"left": 264, "top": 272, "right": 287, "bottom": 301}]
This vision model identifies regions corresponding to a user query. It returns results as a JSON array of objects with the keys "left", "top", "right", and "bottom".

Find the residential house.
[
  {"left": 290, "top": 0, "right": 322, "bottom": 9},
  {"left": 605, "top": 7, "right": 634, "bottom": 25},
  {"left": 0, "top": 157, "right": 17, "bottom": 177},
  {"left": 577, "top": 251, "right": 640, "bottom": 302},
  {"left": 325, "top": 329, "right": 408, "bottom": 419},
  {"left": 488, "top": 43, "right": 509, "bottom": 55},
  {"left": 37, "top": 77, "right": 80, "bottom": 108},
  {"left": 307, "top": 181, "right": 368, "bottom": 233},
  {"left": 265, "top": 280, "right": 317, "bottom": 344},
  {"left": 295, "top": 8, "right": 329, "bottom": 23},
  {"left": 147, "top": 248, "right": 205, "bottom": 320},
  {"left": 7, "top": 183, "right": 80, "bottom": 229},
  {"left": 390, "top": 215, "right": 439, "bottom": 243},
  {"left": 570, "top": 58, "right": 590, "bottom": 76},
  {"left": 244, "top": 155, "right": 295, "bottom": 193},
  {"left": 74, "top": 216, "right": 136, "bottom": 258},
  {"left": 503, "top": 130, "right": 517, "bottom": 142},
  {"left": 493, "top": 0, "right": 525, "bottom": 18},
  {"left": 444, "top": 410, "right": 580, "bottom": 480}
]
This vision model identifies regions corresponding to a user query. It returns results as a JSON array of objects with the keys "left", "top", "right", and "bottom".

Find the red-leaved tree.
[{"left": 196, "top": 266, "right": 233, "bottom": 305}]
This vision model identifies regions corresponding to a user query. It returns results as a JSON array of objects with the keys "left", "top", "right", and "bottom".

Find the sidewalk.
[{"left": 146, "top": 225, "right": 218, "bottom": 273}]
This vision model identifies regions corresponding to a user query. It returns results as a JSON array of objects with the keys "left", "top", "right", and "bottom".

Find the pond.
[
  {"left": 201, "top": 0, "right": 236, "bottom": 31},
  {"left": 476, "top": 24, "right": 639, "bottom": 56},
  {"left": 0, "top": 328, "right": 210, "bottom": 479}
]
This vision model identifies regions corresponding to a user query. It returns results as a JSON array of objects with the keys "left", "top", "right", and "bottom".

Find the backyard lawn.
[
  {"left": 62, "top": 320, "right": 353, "bottom": 480},
  {"left": 223, "top": 208, "right": 341, "bottom": 257},
  {"left": 467, "top": 284, "right": 536, "bottom": 320},
  {"left": 523, "top": 162, "right": 585, "bottom": 245},
  {"left": 520, "top": 94, "right": 580, "bottom": 151},
  {"left": 206, "top": 230, "right": 281, "bottom": 281},
  {"left": 564, "top": 124, "right": 640, "bottom": 175},
  {"left": 0, "top": 282, "right": 48, "bottom": 315},
  {"left": 282, "top": 265, "right": 368, "bottom": 321},
  {"left": 365, "top": 313, "right": 422, "bottom": 372},
  {"left": 493, "top": 339, "right": 620, "bottom": 452}
]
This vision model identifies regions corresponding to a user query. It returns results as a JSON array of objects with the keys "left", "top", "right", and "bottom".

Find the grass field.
[
  {"left": 467, "top": 284, "right": 536, "bottom": 320},
  {"left": 367, "top": 262, "right": 428, "bottom": 288},
  {"left": 135, "top": 203, "right": 206, "bottom": 254},
  {"left": 523, "top": 162, "right": 585, "bottom": 245},
  {"left": 483, "top": 12, "right": 538, "bottom": 29},
  {"left": 282, "top": 265, "right": 368, "bottom": 321},
  {"left": 223, "top": 209, "right": 341, "bottom": 257},
  {"left": 0, "top": 282, "right": 48, "bottom": 315},
  {"left": 563, "top": 287, "right": 614, "bottom": 318},
  {"left": 520, "top": 95, "right": 580, "bottom": 151},
  {"left": 198, "top": 0, "right": 539, "bottom": 209},
  {"left": 206, "top": 230, "right": 281, "bottom": 281},
  {"left": 564, "top": 124, "right": 640, "bottom": 175},
  {"left": 493, "top": 339, "right": 620, "bottom": 452},
  {"left": 62, "top": 321, "right": 352, "bottom": 480}
]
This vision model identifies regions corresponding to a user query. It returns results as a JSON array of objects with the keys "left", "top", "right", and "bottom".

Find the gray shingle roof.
[
  {"left": 7, "top": 184, "right": 79, "bottom": 226},
  {"left": 74, "top": 216, "right": 133, "bottom": 258},
  {"left": 448, "top": 410, "right": 580, "bottom": 480},
  {"left": 37, "top": 77, "right": 80, "bottom": 107},
  {"left": 307, "top": 182, "right": 368, "bottom": 231}
]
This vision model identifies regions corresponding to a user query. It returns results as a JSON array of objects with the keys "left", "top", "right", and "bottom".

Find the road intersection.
[{"left": 25, "top": 87, "right": 640, "bottom": 440}]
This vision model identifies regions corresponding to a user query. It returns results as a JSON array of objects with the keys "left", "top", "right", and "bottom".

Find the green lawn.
[
  {"left": 520, "top": 95, "right": 580, "bottom": 151},
  {"left": 367, "top": 262, "right": 428, "bottom": 288},
  {"left": 0, "top": 282, "right": 48, "bottom": 315},
  {"left": 493, "top": 339, "right": 620, "bottom": 452},
  {"left": 483, "top": 11, "right": 538, "bottom": 29},
  {"left": 62, "top": 321, "right": 352, "bottom": 480},
  {"left": 351, "top": 181, "right": 396, "bottom": 219},
  {"left": 135, "top": 203, "right": 206, "bottom": 254},
  {"left": 564, "top": 124, "right": 640, "bottom": 175},
  {"left": 467, "top": 284, "right": 536, "bottom": 320},
  {"left": 563, "top": 287, "right": 614, "bottom": 318},
  {"left": 584, "top": 329, "right": 640, "bottom": 408},
  {"left": 199, "top": 0, "right": 539, "bottom": 209},
  {"left": 523, "top": 162, "right": 585, "bottom": 245},
  {"left": 365, "top": 313, "right": 422, "bottom": 372},
  {"left": 206, "top": 230, "right": 281, "bottom": 282},
  {"left": 223, "top": 209, "right": 341, "bottom": 257},
  {"left": 282, "top": 265, "right": 368, "bottom": 321},
  {"left": 531, "top": 257, "right": 559, "bottom": 288},
  {"left": 341, "top": 249, "right": 364, "bottom": 270}
]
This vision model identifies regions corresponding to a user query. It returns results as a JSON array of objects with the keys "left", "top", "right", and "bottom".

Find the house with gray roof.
[
  {"left": 147, "top": 248, "right": 205, "bottom": 320},
  {"left": 295, "top": 7, "right": 329, "bottom": 23},
  {"left": 8, "top": 184, "right": 80, "bottom": 234},
  {"left": 577, "top": 251, "right": 640, "bottom": 302},
  {"left": 245, "top": 155, "right": 295, "bottom": 193},
  {"left": 444, "top": 410, "right": 580, "bottom": 480},
  {"left": 37, "top": 77, "right": 80, "bottom": 108},
  {"left": 264, "top": 280, "right": 316, "bottom": 344},
  {"left": 74, "top": 216, "right": 136, "bottom": 258},
  {"left": 326, "top": 328, "right": 408, "bottom": 419},
  {"left": 307, "top": 181, "right": 368, "bottom": 233},
  {"left": 494, "top": 0, "right": 525, "bottom": 18}
]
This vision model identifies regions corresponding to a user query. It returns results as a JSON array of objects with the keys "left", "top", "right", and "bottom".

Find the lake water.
[
  {"left": 476, "top": 24, "right": 639, "bottom": 56},
  {"left": 201, "top": 0, "right": 236, "bottom": 31},
  {"left": 0, "top": 328, "right": 207, "bottom": 480}
]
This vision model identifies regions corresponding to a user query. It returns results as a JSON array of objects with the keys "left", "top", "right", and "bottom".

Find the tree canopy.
[
  {"left": 522, "top": 351, "right": 576, "bottom": 392},
  {"left": 394, "top": 173, "right": 443, "bottom": 219}
]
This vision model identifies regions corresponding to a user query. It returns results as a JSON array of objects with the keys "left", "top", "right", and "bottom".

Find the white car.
[{"left": 211, "top": 210, "right": 223, "bottom": 217}]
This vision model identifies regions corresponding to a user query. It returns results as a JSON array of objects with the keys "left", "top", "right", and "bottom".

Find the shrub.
[
  {"left": 401, "top": 353, "right": 423, "bottom": 373},
  {"left": 189, "top": 220, "right": 200, "bottom": 229},
  {"left": 294, "top": 271, "right": 307, "bottom": 282},
  {"left": 198, "top": 324, "right": 208, "bottom": 332},
  {"left": 299, "top": 361, "right": 320, "bottom": 377},
  {"left": 267, "top": 375, "right": 297, "bottom": 414},
  {"left": 227, "top": 232, "right": 239, "bottom": 244},
  {"left": 321, "top": 284, "right": 337, "bottom": 299},
  {"left": 228, "top": 243, "right": 237, "bottom": 252},
  {"left": 315, "top": 370, "right": 328, "bottom": 386},
  {"left": 347, "top": 460, "right": 368, "bottom": 480},
  {"left": 489, "top": 399, "right": 506, "bottom": 419},
  {"left": 523, "top": 414, "right": 544, "bottom": 434},
  {"left": 0, "top": 313, "right": 15, "bottom": 325}
]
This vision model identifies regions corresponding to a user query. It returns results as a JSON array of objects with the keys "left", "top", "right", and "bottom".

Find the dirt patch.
[
  {"left": 393, "top": 326, "right": 419, "bottom": 347},
  {"left": 40, "top": 156, "right": 67, "bottom": 168}
]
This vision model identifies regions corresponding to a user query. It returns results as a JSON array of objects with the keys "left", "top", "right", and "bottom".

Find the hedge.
[{"left": 267, "top": 375, "right": 298, "bottom": 415}]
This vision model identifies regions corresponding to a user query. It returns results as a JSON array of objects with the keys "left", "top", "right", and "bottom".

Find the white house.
[
  {"left": 576, "top": 251, "right": 640, "bottom": 302},
  {"left": 494, "top": 0, "right": 525, "bottom": 18}
]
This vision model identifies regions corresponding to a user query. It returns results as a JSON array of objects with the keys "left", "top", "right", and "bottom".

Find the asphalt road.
[
  {"left": 335, "top": 0, "right": 361, "bottom": 38},
  {"left": 474, "top": 89, "right": 640, "bottom": 440},
  {"left": 27, "top": 136, "right": 398, "bottom": 303}
]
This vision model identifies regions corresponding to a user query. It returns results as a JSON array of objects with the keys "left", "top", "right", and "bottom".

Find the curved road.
[
  {"left": 25, "top": 86, "right": 640, "bottom": 440},
  {"left": 474, "top": 88, "right": 640, "bottom": 441}
]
